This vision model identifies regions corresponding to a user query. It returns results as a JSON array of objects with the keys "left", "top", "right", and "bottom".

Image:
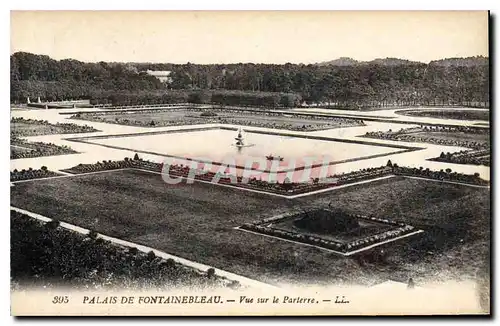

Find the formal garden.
[
  {"left": 59, "top": 155, "right": 489, "bottom": 197},
  {"left": 10, "top": 160, "right": 490, "bottom": 286},
  {"left": 239, "top": 208, "right": 419, "bottom": 255}
]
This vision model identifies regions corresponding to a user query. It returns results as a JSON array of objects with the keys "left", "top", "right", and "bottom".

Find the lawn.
[
  {"left": 10, "top": 169, "right": 490, "bottom": 287},
  {"left": 271, "top": 214, "right": 394, "bottom": 244},
  {"left": 412, "top": 131, "right": 489, "bottom": 144},
  {"left": 11, "top": 139, "right": 77, "bottom": 159},
  {"left": 11, "top": 119, "right": 98, "bottom": 137},
  {"left": 11, "top": 121, "right": 68, "bottom": 136},
  {"left": 10, "top": 145, "right": 32, "bottom": 156},
  {"left": 397, "top": 109, "right": 490, "bottom": 121},
  {"left": 73, "top": 108, "right": 364, "bottom": 131}
]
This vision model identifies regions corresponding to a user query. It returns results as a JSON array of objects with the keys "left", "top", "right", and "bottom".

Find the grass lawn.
[
  {"left": 10, "top": 169, "right": 490, "bottom": 287},
  {"left": 10, "top": 145, "right": 32, "bottom": 156},
  {"left": 413, "top": 131, "right": 489, "bottom": 144},
  {"left": 272, "top": 216, "right": 393, "bottom": 243},
  {"left": 11, "top": 122, "right": 64, "bottom": 136},
  {"left": 11, "top": 139, "right": 77, "bottom": 159},
  {"left": 398, "top": 109, "right": 490, "bottom": 121},
  {"left": 76, "top": 109, "right": 362, "bottom": 131},
  {"left": 11, "top": 120, "right": 97, "bottom": 137}
]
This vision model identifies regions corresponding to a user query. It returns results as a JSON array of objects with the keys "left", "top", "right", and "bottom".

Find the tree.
[
  {"left": 147, "top": 250, "right": 156, "bottom": 261},
  {"left": 11, "top": 52, "right": 489, "bottom": 108},
  {"left": 165, "top": 258, "right": 176, "bottom": 269},
  {"left": 45, "top": 220, "right": 60, "bottom": 230},
  {"left": 407, "top": 278, "right": 415, "bottom": 289},
  {"left": 88, "top": 230, "right": 98, "bottom": 239},
  {"left": 207, "top": 268, "right": 216, "bottom": 279}
]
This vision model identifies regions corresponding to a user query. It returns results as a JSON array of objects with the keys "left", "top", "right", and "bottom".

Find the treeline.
[
  {"left": 11, "top": 52, "right": 164, "bottom": 103},
  {"left": 11, "top": 52, "right": 489, "bottom": 108},
  {"left": 131, "top": 56, "right": 489, "bottom": 107}
]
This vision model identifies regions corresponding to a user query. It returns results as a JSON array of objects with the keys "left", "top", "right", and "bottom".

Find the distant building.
[{"left": 145, "top": 70, "right": 173, "bottom": 84}]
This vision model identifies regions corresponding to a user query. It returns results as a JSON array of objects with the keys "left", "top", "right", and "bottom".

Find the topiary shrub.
[
  {"left": 207, "top": 268, "right": 216, "bottom": 279},
  {"left": 147, "top": 250, "right": 156, "bottom": 261},
  {"left": 88, "top": 230, "right": 98, "bottom": 239},
  {"left": 165, "top": 258, "right": 176, "bottom": 269},
  {"left": 45, "top": 220, "right": 60, "bottom": 230}
]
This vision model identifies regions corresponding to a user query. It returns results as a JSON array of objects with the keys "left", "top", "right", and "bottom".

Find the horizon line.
[{"left": 10, "top": 50, "right": 489, "bottom": 66}]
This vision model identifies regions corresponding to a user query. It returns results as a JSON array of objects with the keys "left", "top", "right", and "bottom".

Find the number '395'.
[{"left": 52, "top": 296, "right": 69, "bottom": 304}]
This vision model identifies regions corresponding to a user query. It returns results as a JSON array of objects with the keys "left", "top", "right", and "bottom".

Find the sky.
[{"left": 10, "top": 11, "right": 489, "bottom": 64}]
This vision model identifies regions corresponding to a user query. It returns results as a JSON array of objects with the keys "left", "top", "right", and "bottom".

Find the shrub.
[
  {"left": 165, "top": 258, "right": 176, "bottom": 269},
  {"left": 147, "top": 250, "right": 156, "bottom": 261},
  {"left": 88, "top": 230, "right": 99, "bottom": 239},
  {"left": 200, "top": 111, "right": 218, "bottom": 117},
  {"left": 227, "top": 280, "right": 241, "bottom": 289},
  {"left": 207, "top": 268, "right": 216, "bottom": 279},
  {"left": 45, "top": 220, "right": 60, "bottom": 230}
]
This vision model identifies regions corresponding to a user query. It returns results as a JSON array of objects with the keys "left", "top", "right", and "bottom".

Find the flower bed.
[
  {"left": 391, "top": 164, "right": 488, "bottom": 186},
  {"left": 239, "top": 209, "right": 418, "bottom": 255},
  {"left": 10, "top": 167, "right": 61, "bottom": 182},
  {"left": 11, "top": 137, "right": 78, "bottom": 159},
  {"left": 11, "top": 210, "right": 240, "bottom": 290},
  {"left": 364, "top": 125, "right": 489, "bottom": 150},
  {"left": 62, "top": 157, "right": 489, "bottom": 194},
  {"left": 11, "top": 117, "right": 99, "bottom": 137},
  {"left": 429, "top": 150, "right": 490, "bottom": 167}
]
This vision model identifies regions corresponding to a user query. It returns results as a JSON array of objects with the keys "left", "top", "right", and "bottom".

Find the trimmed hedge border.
[
  {"left": 239, "top": 209, "right": 418, "bottom": 254},
  {"left": 11, "top": 167, "right": 61, "bottom": 182},
  {"left": 60, "top": 157, "right": 489, "bottom": 196}
]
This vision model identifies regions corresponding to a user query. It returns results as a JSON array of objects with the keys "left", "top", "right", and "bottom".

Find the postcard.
[{"left": 10, "top": 10, "right": 490, "bottom": 316}]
